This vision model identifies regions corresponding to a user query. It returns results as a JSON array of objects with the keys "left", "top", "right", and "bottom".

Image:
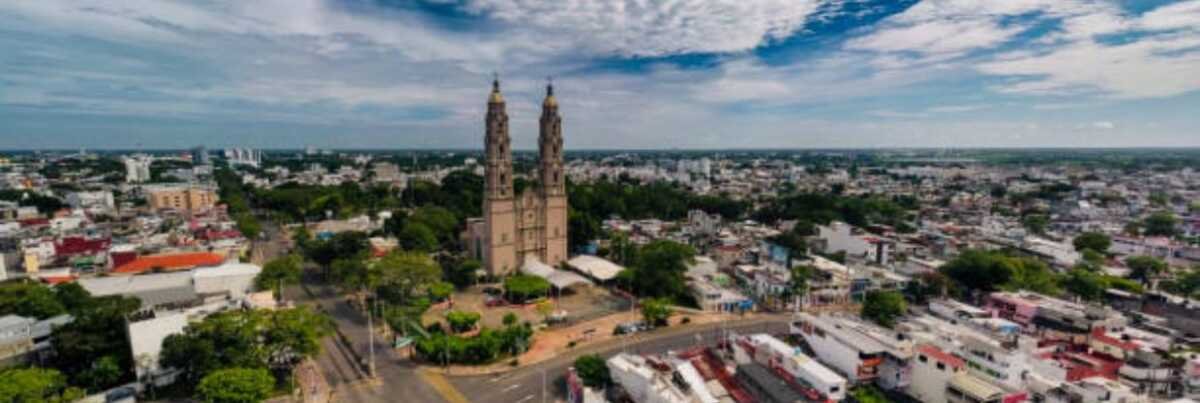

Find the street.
[
  {"left": 256, "top": 223, "right": 792, "bottom": 403},
  {"left": 447, "top": 319, "right": 791, "bottom": 403}
]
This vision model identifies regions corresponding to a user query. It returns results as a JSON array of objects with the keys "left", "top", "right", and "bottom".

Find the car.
[
  {"left": 614, "top": 321, "right": 647, "bottom": 335},
  {"left": 105, "top": 386, "right": 137, "bottom": 403},
  {"left": 484, "top": 295, "right": 507, "bottom": 307}
]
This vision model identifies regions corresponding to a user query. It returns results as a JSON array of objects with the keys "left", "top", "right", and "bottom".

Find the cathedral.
[{"left": 465, "top": 78, "right": 568, "bottom": 277}]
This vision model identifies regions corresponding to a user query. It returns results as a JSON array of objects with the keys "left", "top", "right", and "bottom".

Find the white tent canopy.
[
  {"left": 566, "top": 255, "right": 624, "bottom": 281},
  {"left": 521, "top": 258, "right": 592, "bottom": 289}
]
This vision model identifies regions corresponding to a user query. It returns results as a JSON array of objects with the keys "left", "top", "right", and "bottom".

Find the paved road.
[{"left": 448, "top": 318, "right": 791, "bottom": 403}]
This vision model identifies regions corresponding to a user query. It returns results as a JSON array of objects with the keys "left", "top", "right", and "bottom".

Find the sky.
[{"left": 1, "top": 0, "right": 1199, "bottom": 150}]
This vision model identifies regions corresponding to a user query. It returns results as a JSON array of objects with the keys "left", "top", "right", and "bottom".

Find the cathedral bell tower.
[
  {"left": 483, "top": 76, "right": 517, "bottom": 275},
  {"left": 539, "top": 80, "right": 568, "bottom": 266}
]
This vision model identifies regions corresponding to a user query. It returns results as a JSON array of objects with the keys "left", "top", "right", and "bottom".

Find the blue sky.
[{"left": 1, "top": 0, "right": 1199, "bottom": 149}]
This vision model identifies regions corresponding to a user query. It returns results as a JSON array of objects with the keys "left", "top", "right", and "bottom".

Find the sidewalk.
[{"left": 430, "top": 310, "right": 765, "bottom": 376}]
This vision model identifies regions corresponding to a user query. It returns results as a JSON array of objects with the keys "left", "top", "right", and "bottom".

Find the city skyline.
[{"left": 2, "top": 0, "right": 1200, "bottom": 149}]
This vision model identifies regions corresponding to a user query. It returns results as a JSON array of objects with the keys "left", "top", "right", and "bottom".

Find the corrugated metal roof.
[{"left": 950, "top": 373, "right": 1004, "bottom": 400}]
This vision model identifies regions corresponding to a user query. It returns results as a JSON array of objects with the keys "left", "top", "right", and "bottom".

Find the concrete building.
[
  {"left": 66, "top": 191, "right": 115, "bottom": 213},
  {"left": 191, "top": 146, "right": 211, "bottom": 165},
  {"left": 146, "top": 186, "right": 217, "bottom": 212},
  {"left": 466, "top": 79, "right": 568, "bottom": 276},
  {"left": 224, "top": 148, "right": 261, "bottom": 168},
  {"left": 732, "top": 333, "right": 847, "bottom": 400},
  {"left": 607, "top": 353, "right": 711, "bottom": 403},
  {"left": 909, "top": 344, "right": 968, "bottom": 403},
  {"left": 816, "top": 221, "right": 893, "bottom": 265},
  {"left": 791, "top": 312, "right": 888, "bottom": 384},
  {"left": 124, "top": 155, "right": 152, "bottom": 183}
]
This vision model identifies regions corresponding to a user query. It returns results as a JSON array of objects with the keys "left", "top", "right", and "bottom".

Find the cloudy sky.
[{"left": 2, "top": 0, "right": 1199, "bottom": 150}]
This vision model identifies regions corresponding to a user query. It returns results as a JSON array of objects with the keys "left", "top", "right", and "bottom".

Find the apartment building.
[
  {"left": 146, "top": 186, "right": 217, "bottom": 212},
  {"left": 732, "top": 333, "right": 847, "bottom": 401},
  {"left": 791, "top": 312, "right": 890, "bottom": 384}
]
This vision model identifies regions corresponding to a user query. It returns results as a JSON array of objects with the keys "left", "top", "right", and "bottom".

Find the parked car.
[
  {"left": 614, "top": 321, "right": 647, "bottom": 335},
  {"left": 484, "top": 295, "right": 507, "bottom": 307}
]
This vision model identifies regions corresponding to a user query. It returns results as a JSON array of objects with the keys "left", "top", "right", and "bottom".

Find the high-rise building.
[
  {"left": 466, "top": 78, "right": 568, "bottom": 276},
  {"left": 191, "top": 146, "right": 211, "bottom": 165},
  {"left": 123, "top": 155, "right": 152, "bottom": 183},
  {"left": 223, "top": 148, "right": 261, "bottom": 168}
]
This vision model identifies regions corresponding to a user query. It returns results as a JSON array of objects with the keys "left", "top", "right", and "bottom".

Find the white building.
[
  {"left": 607, "top": 353, "right": 714, "bottom": 403},
  {"left": 124, "top": 155, "right": 152, "bottom": 183},
  {"left": 791, "top": 312, "right": 888, "bottom": 383},
  {"left": 1045, "top": 376, "right": 1147, "bottom": 403},
  {"left": 733, "top": 333, "right": 847, "bottom": 400},
  {"left": 909, "top": 344, "right": 968, "bottom": 403},
  {"left": 224, "top": 148, "right": 262, "bottom": 168},
  {"left": 817, "top": 221, "right": 893, "bottom": 265},
  {"left": 128, "top": 313, "right": 188, "bottom": 385},
  {"left": 66, "top": 191, "right": 115, "bottom": 213}
]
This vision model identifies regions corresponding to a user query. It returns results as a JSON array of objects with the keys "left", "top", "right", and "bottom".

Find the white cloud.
[
  {"left": 927, "top": 104, "right": 988, "bottom": 113},
  {"left": 979, "top": 34, "right": 1200, "bottom": 98},
  {"left": 455, "top": 0, "right": 826, "bottom": 57},
  {"left": 1093, "top": 121, "right": 1116, "bottom": 130}
]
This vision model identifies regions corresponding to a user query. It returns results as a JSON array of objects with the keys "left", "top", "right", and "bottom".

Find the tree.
[
  {"left": 255, "top": 254, "right": 303, "bottom": 298},
  {"left": 196, "top": 368, "right": 275, "bottom": 403},
  {"left": 861, "top": 290, "right": 906, "bottom": 328},
  {"left": 940, "top": 250, "right": 1015, "bottom": 295},
  {"left": 1163, "top": 267, "right": 1200, "bottom": 298},
  {"left": 429, "top": 281, "right": 455, "bottom": 302},
  {"left": 398, "top": 222, "right": 439, "bottom": 252},
  {"left": 628, "top": 240, "right": 696, "bottom": 300},
  {"left": 161, "top": 308, "right": 330, "bottom": 391},
  {"left": 375, "top": 251, "right": 441, "bottom": 303},
  {"left": 1126, "top": 255, "right": 1168, "bottom": 285},
  {"left": 235, "top": 213, "right": 262, "bottom": 239},
  {"left": 330, "top": 255, "right": 375, "bottom": 310},
  {"left": 905, "top": 272, "right": 953, "bottom": 304},
  {"left": 444, "top": 259, "right": 480, "bottom": 289},
  {"left": 446, "top": 311, "right": 481, "bottom": 333},
  {"left": 1073, "top": 232, "right": 1111, "bottom": 253},
  {"left": 0, "top": 367, "right": 85, "bottom": 403},
  {"left": 51, "top": 295, "right": 141, "bottom": 391},
  {"left": 568, "top": 209, "right": 601, "bottom": 253},
  {"left": 784, "top": 265, "right": 812, "bottom": 308},
  {"left": 504, "top": 275, "right": 551, "bottom": 304},
  {"left": 1063, "top": 269, "right": 1106, "bottom": 301},
  {"left": 1005, "top": 257, "right": 1061, "bottom": 295},
  {"left": 573, "top": 354, "right": 611, "bottom": 387},
  {"left": 0, "top": 280, "right": 66, "bottom": 319},
  {"left": 52, "top": 282, "right": 92, "bottom": 313},
  {"left": 851, "top": 385, "right": 893, "bottom": 403},
  {"left": 1022, "top": 214, "right": 1049, "bottom": 235},
  {"left": 502, "top": 312, "right": 518, "bottom": 326},
  {"left": 640, "top": 298, "right": 672, "bottom": 327},
  {"left": 1143, "top": 212, "right": 1179, "bottom": 237}
]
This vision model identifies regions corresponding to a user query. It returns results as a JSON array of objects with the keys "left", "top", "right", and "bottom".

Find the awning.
[
  {"left": 521, "top": 258, "right": 593, "bottom": 289},
  {"left": 566, "top": 255, "right": 624, "bottom": 281}
]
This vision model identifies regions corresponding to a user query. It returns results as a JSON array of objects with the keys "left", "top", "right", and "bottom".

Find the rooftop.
[{"left": 112, "top": 252, "right": 226, "bottom": 275}]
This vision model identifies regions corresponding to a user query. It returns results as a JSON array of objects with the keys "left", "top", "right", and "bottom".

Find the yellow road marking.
[{"left": 418, "top": 369, "right": 470, "bottom": 403}]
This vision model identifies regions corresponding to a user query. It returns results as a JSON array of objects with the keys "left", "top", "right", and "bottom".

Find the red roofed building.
[
  {"left": 112, "top": 252, "right": 226, "bottom": 275},
  {"left": 54, "top": 236, "right": 111, "bottom": 257},
  {"left": 1089, "top": 328, "right": 1141, "bottom": 361},
  {"left": 918, "top": 344, "right": 965, "bottom": 370},
  {"left": 910, "top": 344, "right": 968, "bottom": 403}
]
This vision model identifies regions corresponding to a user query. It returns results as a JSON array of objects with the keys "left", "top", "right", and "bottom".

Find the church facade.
[{"left": 465, "top": 78, "right": 568, "bottom": 277}]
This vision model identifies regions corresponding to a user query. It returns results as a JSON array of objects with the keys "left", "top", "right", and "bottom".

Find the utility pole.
[
  {"left": 541, "top": 368, "right": 547, "bottom": 403},
  {"left": 367, "top": 292, "right": 377, "bottom": 378}
]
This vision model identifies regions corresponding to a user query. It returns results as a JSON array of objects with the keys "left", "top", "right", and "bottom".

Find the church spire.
[
  {"left": 542, "top": 76, "right": 557, "bottom": 108},
  {"left": 489, "top": 73, "right": 504, "bottom": 104}
]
